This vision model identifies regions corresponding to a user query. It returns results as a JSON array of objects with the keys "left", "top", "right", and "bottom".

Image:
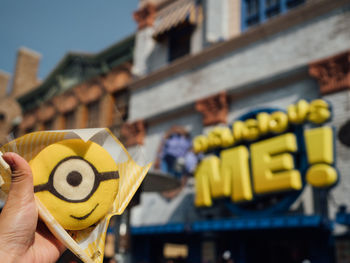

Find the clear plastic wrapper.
[{"left": 0, "top": 128, "right": 151, "bottom": 263}]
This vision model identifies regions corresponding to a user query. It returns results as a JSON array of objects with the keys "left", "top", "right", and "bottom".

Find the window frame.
[
  {"left": 86, "top": 100, "right": 100, "bottom": 128},
  {"left": 43, "top": 118, "right": 55, "bottom": 131},
  {"left": 241, "top": 0, "right": 306, "bottom": 31},
  {"left": 64, "top": 110, "right": 76, "bottom": 130}
]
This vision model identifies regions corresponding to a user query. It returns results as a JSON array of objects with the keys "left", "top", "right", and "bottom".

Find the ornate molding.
[
  {"left": 103, "top": 68, "right": 131, "bottom": 93},
  {"left": 195, "top": 92, "right": 228, "bottom": 126},
  {"left": 133, "top": 3, "right": 157, "bottom": 30},
  {"left": 309, "top": 50, "right": 350, "bottom": 95},
  {"left": 36, "top": 102, "right": 56, "bottom": 122},
  {"left": 52, "top": 91, "right": 78, "bottom": 114},
  {"left": 73, "top": 79, "right": 103, "bottom": 104},
  {"left": 121, "top": 120, "right": 145, "bottom": 147}
]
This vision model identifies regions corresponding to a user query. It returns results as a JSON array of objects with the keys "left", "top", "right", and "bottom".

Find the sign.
[{"left": 193, "top": 99, "right": 338, "bottom": 214}]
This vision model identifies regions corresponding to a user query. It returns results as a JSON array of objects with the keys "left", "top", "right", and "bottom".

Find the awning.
[
  {"left": 131, "top": 215, "right": 330, "bottom": 235},
  {"left": 132, "top": 223, "right": 185, "bottom": 235},
  {"left": 191, "top": 215, "right": 326, "bottom": 232},
  {"left": 153, "top": 0, "right": 202, "bottom": 39}
]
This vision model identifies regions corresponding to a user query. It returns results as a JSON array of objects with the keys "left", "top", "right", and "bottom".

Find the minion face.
[{"left": 30, "top": 139, "right": 119, "bottom": 230}]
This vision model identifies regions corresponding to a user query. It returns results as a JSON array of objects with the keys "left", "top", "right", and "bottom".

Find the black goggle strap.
[{"left": 33, "top": 170, "right": 119, "bottom": 193}]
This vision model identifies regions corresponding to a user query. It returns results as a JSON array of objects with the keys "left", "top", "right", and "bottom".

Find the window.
[
  {"left": 43, "top": 119, "right": 54, "bottom": 130},
  {"left": 265, "top": 0, "right": 280, "bottom": 18},
  {"left": 168, "top": 23, "right": 194, "bottom": 62},
  {"left": 152, "top": 0, "right": 200, "bottom": 63},
  {"left": 64, "top": 111, "right": 75, "bottom": 130},
  {"left": 87, "top": 100, "right": 100, "bottom": 128},
  {"left": 113, "top": 91, "right": 129, "bottom": 124},
  {"left": 242, "top": 0, "right": 306, "bottom": 30}
]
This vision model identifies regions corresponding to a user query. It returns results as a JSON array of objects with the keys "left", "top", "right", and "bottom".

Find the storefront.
[
  {"left": 133, "top": 223, "right": 334, "bottom": 263},
  {"left": 125, "top": 1, "right": 350, "bottom": 262},
  {"left": 129, "top": 97, "right": 340, "bottom": 263}
]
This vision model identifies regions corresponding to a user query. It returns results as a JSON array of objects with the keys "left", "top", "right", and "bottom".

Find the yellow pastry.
[{"left": 30, "top": 139, "right": 119, "bottom": 230}]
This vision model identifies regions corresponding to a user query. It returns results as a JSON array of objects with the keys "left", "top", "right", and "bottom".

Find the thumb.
[
  {"left": 2, "top": 152, "right": 35, "bottom": 208},
  {"left": 0, "top": 153, "right": 37, "bottom": 255}
]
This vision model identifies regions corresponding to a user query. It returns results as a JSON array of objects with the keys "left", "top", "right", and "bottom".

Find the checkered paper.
[{"left": 0, "top": 128, "right": 151, "bottom": 263}]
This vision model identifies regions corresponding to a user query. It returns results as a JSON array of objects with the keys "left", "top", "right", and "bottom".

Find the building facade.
[
  {"left": 126, "top": 0, "right": 350, "bottom": 262},
  {"left": 1, "top": 0, "right": 350, "bottom": 262},
  {"left": 16, "top": 36, "right": 134, "bottom": 142}
]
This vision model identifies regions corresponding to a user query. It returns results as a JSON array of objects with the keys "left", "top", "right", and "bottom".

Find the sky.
[{"left": 0, "top": 0, "right": 139, "bottom": 80}]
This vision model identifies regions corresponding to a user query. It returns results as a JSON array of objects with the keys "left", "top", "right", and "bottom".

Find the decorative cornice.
[
  {"left": 103, "top": 68, "right": 131, "bottom": 93},
  {"left": 52, "top": 91, "right": 78, "bottom": 114},
  {"left": 133, "top": 3, "right": 157, "bottom": 30},
  {"left": 309, "top": 50, "right": 350, "bottom": 95},
  {"left": 195, "top": 92, "right": 228, "bottom": 126},
  {"left": 73, "top": 79, "right": 103, "bottom": 104},
  {"left": 121, "top": 120, "right": 145, "bottom": 147},
  {"left": 36, "top": 103, "right": 56, "bottom": 122}
]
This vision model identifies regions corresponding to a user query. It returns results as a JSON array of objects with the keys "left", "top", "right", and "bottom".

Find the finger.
[{"left": 2, "top": 152, "right": 35, "bottom": 206}]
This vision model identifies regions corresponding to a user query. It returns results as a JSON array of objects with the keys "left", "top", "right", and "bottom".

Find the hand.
[{"left": 0, "top": 152, "right": 66, "bottom": 263}]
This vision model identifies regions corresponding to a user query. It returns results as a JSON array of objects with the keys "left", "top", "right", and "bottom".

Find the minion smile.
[{"left": 70, "top": 203, "right": 99, "bottom": 220}]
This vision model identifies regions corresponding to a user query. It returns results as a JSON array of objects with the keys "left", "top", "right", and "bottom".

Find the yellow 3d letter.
[
  {"left": 221, "top": 146, "right": 253, "bottom": 202},
  {"left": 251, "top": 133, "right": 302, "bottom": 194},
  {"left": 195, "top": 155, "right": 226, "bottom": 207}
]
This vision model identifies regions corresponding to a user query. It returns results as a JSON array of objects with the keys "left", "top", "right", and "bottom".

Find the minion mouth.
[{"left": 70, "top": 203, "right": 99, "bottom": 220}]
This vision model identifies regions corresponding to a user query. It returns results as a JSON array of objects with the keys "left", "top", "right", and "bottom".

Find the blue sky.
[{"left": 0, "top": 0, "right": 139, "bottom": 80}]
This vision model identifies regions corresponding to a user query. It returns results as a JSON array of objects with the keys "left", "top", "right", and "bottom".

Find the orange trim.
[
  {"left": 36, "top": 103, "right": 56, "bottom": 122},
  {"left": 196, "top": 92, "right": 228, "bottom": 126},
  {"left": 52, "top": 92, "right": 79, "bottom": 114},
  {"left": 73, "top": 80, "right": 103, "bottom": 104},
  {"left": 309, "top": 50, "right": 350, "bottom": 95},
  {"left": 121, "top": 120, "right": 145, "bottom": 147},
  {"left": 133, "top": 3, "right": 157, "bottom": 30}
]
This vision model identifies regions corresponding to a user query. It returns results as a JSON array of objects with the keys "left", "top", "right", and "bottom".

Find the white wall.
[
  {"left": 324, "top": 91, "right": 350, "bottom": 223},
  {"left": 132, "top": 27, "right": 157, "bottom": 77},
  {"left": 130, "top": 6, "right": 350, "bottom": 121}
]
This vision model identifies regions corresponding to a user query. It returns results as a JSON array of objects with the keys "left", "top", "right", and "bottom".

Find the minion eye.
[
  {"left": 53, "top": 158, "right": 95, "bottom": 202},
  {"left": 34, "top": 156, "right": 119, "bottom": 203}
]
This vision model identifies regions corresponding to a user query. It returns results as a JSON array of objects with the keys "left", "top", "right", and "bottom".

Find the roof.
[{"left": 18, "top": 34, "right": 135, "bottom": 111}]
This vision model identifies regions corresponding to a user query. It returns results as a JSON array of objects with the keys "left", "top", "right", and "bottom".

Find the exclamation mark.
[{"left": 304, "top": 126, "right": 338, "bottom": 187}]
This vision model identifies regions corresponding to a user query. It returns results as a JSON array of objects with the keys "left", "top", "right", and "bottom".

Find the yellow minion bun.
[{"left": 30, "top": 139, "right": 119, "bottom": 230}]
